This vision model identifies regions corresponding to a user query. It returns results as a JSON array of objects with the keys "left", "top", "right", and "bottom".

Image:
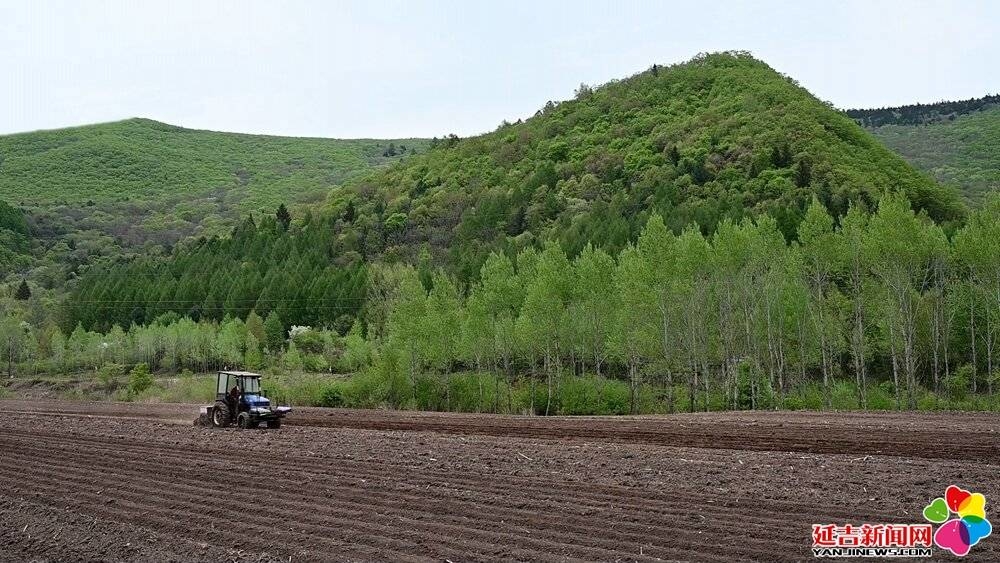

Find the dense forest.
[
  {"left": 846, "top": 94, "right": 1000, "bottom": 127},
  {"left": 327, "top": 52, "right": 963, "bottom": 282},
  {"left": 3, "top": 51, "right": 999, "bottom": 414},
  {"left": 9, "top": 193, "right": 1000, "bottom": 414},
  {"left": 857, "top": 106, "right": 1000, "bottom": 203},
  {"left": 0, "top": 119, "right": 427, "bottom": 298},
  {"left": 65, "top": 210, "right": 367, "bottom": 333},
  {"left": 0, "top": 201, "right": 31, "bottom": 278}
]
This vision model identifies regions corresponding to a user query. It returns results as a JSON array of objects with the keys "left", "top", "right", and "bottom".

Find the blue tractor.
[{"left": 202, "top": 371, "right": 291, "bottom": 429}]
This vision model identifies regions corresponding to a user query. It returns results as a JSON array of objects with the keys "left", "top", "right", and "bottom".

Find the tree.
[
  {"left": 865, "top": 193, "right": 946, "bottom": 409},
  {"left": 611, "top": 245, "right": 657, "bottom": 413},
  {"left": 128, "top": 362, "right": 154, "bottom": 395},
  {"left": 424, "top": 272, "right": 462, "bottom": 409},
  {"left": 245, "top": 310, "right": 266, "bottom": 348},
  {"left": 276, "top": 204, "right": 292, "bottom": 231},
  {"left": 798, "top": 198, "right": 843, "bottom": 407},
  {"left": 953, "top": 193, "right": 1000, "bottom": 395},
  {"left": 674, "top": 226, "right": 714, "bottom": 411},
  {"left": 636, "top": 214, "right": 680, "bottom": 411},
  {"left": 572, "top": 244, "right": 615, "bottom": 377},
  {"left": 282, "top": 341, "right": 304, "bottom": 372},
  {"left": 14, "top": 280, "right": 30, "bottom": 300},
  {"left": 478, "top": 253, "right": 522, "bottom": 412},
  {"left": 0, "top": 316, "right": 29, "bottom": 378},
  {"left": 840, "top": 204, "right": 871, "bottom": 408},
  {"left": 244, "top": 333, "right": 264, "bottom": 370},
  {"left": 387, "top": 267, "right": 428, "bottom": 400},
  {"left": 263, "top": 311, "right": 285, "bottom": 352},
  {"left": 517, "top": 241, "right": 571, "bottom": 414}
]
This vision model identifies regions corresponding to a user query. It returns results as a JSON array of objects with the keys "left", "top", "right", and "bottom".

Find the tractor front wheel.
[
  {"left": 212, "top": 402, "right": 231, "bottom": 428},
  {"left": 237, "top": 412, "right": 252, "bottom": 429},
  {"left": 268, "top": 419, "right": 282, "bottom": 429}
]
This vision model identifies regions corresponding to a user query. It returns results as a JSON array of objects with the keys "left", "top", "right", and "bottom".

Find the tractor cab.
[{"left": 202, "top": 370, "right": 291, "bottom": 429}]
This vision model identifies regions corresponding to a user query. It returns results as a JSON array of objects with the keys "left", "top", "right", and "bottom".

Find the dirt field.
[{"left": 1, "top": 400, "right": 998, "bottom": 562}]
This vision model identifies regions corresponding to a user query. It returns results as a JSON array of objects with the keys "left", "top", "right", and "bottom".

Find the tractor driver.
[{"left": 228, "top": 384, "right": 240, "bottom": 415}]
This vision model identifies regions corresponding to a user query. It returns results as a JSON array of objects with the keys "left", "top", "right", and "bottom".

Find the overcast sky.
[{"left": 3, "top": 0, "right": 998, "bottom": 139}]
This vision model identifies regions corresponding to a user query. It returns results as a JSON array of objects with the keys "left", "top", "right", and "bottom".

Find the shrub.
[
  {"left": 339, "top": 332, "right": 371, "bottom": 372},
  {"left": 127, "top": 363, "right": 153, "bottom": 395},
  {"left": 945, "top": 365, "right": 972, "bottom": 402},
  {"left": 320, "top": 381, "right": 348, "bottom": 408},
  {"left": 830, "top": 380, "right": 859, "bottom": 410},
  {"left": 866, "top": 382, "right": 895, "bottom": 411},
  {"left": 445, "top": 372, "right": 507, "bottom": 413},
  {"left": 558, "top": 375, "right": 630, "bottom": 415},
  {"left": 97, "top": 363, "right": 125, "bottom": 389},
  {"left": 291, "top": 329, "right": 326, "bottom": 355},
  {"left": 302, "top": 353, "right": 329, "bottom": 373}
]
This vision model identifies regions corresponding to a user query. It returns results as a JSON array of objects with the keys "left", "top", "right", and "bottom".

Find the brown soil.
[{"left": 1, "top": 400, "right": 998, "bottom": 562}]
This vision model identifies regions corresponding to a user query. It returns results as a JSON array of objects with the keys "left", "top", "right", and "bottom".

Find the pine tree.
[
  {"left": 276, "top": 204, "right": 292, "bottom": 231},
  {"left": 14, "top": 279, "right": 30, "bottom": 300}
]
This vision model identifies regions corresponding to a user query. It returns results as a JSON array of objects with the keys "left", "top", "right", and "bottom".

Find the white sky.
[{"left": 2, "top": 0, "right": 998, "bottom": 138}]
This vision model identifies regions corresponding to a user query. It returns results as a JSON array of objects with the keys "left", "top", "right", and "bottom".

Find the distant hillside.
[
  {"left": 69, "top": 51, "right": 969, "bottom": 331},
  {"left": 846, "top": 94, "right": 1000, "bottom": 127},
  {"left": 847, "top": 97, "right": 1000, "bottom": 202},
  {"left": 329, "top": 52, "right": 963, "bottom": 278},
  {"left": 0, "top": 118, "right": 428, "bottom": 209},
  {"left": 0, "top": 119, "right": 428, "bottom": 286}
]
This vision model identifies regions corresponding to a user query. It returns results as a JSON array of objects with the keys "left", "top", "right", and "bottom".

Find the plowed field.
[{"left": 1, "top": 400, "right": 998, "bottom": 562}]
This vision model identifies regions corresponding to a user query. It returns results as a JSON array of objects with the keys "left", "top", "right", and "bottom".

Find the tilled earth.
[{"left": 1, "top": 400, "right": 998, "bottom": 562}]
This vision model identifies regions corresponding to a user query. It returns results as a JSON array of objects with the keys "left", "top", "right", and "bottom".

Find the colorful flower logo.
[{"left": 923, "top": 485, "right": 992, "bottom": 556}]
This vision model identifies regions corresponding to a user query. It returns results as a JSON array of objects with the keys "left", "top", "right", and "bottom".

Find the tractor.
[{"left": 199, "top": 371, "right": 291, "bottom": 429}]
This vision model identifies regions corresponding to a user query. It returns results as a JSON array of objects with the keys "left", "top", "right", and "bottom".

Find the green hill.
[
  {"left": 847, "top": 97, "right": 1000, "bottom": 202},
  {"left": 0, "top": 118, "right": 428, "bottom": 286},
  {"left": 326, "top": 52, "right": 963, "bottom": 278},
  {"left": 68, "top": 51, "right": 968, "bottom": 331},
  {"left": 0, "top": 118, "right": 428, "bottom": 208}
]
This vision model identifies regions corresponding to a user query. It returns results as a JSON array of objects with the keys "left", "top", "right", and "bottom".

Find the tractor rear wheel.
[
  {"left": 237, "top": 412, "right": 252, "bottom": 429},
  {"left": 212, "top": 402, "right": 231, "bottom": 428},
  {"left": 268, "top": 419, "right": 282, "bottom": 429}
]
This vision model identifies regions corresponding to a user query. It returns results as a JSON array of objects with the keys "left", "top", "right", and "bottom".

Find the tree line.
[
  {"left": 67, "top": 211, "right": 367, "bottom": 333},
  {"left": 7, "top": 191, "right": 1000, "bottom": 414},
  {"left": 371, "top": 192, "right": 1000, "bottom": 413}
]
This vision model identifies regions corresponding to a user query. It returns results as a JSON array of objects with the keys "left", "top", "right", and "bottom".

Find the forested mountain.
[
  {"left": 327, "top": 51, "right": 963, "bottom": 280},
  {"left": 68, "top": 51, "right": 966, "bottom": 329},
  {"left": 0, "top": 119, "right": 427, "bottom": 290},
  {"left": 847, "top": 98, "right": 1000, "bottom": 203},
  {"left": 11, "top": 52, "right": 998, "bottom": 415}
]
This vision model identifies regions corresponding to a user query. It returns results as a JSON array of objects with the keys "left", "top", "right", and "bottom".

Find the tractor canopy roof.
[{"left": 219, "top": 370, "right": 261, "bottom": 378}]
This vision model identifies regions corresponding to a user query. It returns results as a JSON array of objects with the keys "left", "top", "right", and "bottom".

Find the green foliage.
[
  {"left": 68, "top": 211, "right": 368, "bottom": 333},
  {"left": 0, "top": 201, "right": 31, "bottom": 278},
  {"left": 336, "top": 51, "right": 961, "bottom": 281},
  {"left": 0, "top": 120, "right": 427, "bottom": 297},
  {"left": 339, "top": 322, "right": 372, "bottom": 372},
  {"left": 264, "top": 311, "right": 285, "bottom": 352},
  {"left": 14, "top": 280, "right": 30, "bottom": 300},
  {"left": 858, "top": 104, "right": 1000, "bottom": 203},
  {"left": 557, "top": 375, "right": 630, "bottom": 415},
  {"left": 0, "top": 118, "right": 427, "bottom": 231},
  {"left": 97, "top": 363, "right": 125, "bottom": 389},
  {"left": 945, "top": 365, "right": 973, "bottom": 402},
  {"left": 847, "top": 94, "right": 1000, "bottom": 127},
  {"left": 127, "top": 362, "right": 153, "bottom": 395}
]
